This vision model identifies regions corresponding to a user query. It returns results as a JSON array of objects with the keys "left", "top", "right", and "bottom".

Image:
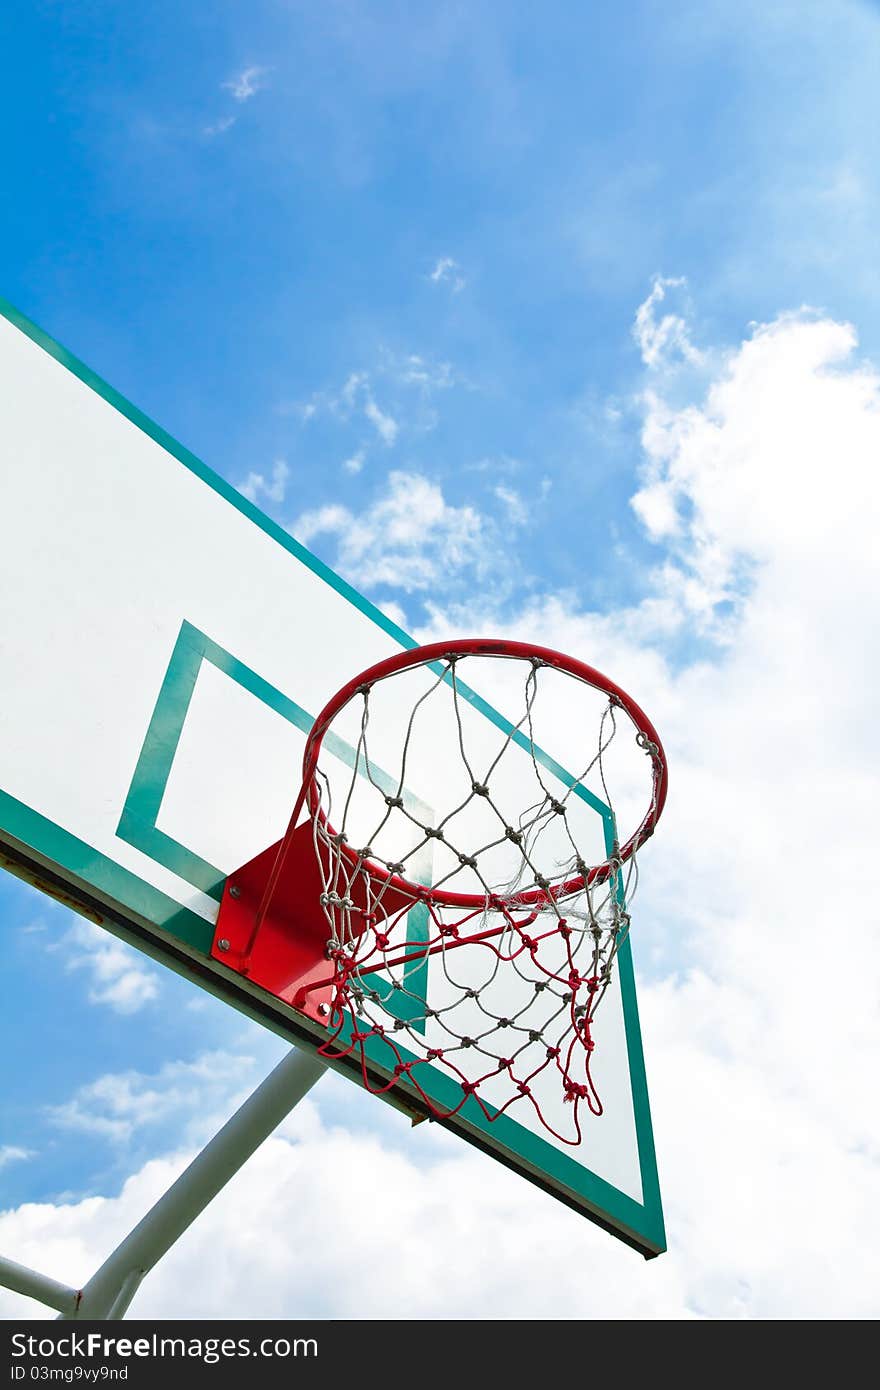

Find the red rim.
[{"left": 294, "top": 637, "right": 668, "bottom": 911}]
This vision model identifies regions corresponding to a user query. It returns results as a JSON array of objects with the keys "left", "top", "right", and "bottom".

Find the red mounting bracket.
[
  {"left": 211, "top": 823, "right": 337, "bottom": 1025},
  {"left": 211, "top": 822, "right": 415, "bottom": 1025}
]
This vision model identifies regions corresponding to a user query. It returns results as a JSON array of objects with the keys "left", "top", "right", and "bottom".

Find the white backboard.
[{"left": 0, "top": 298, "right": 664, "bottom": 1256}]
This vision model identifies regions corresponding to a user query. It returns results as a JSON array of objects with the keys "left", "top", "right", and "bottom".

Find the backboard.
[{"left": 0, "top": 297, "right": 664, "bottom": 1256}]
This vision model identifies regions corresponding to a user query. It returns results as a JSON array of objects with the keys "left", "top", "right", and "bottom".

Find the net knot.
[
  {"left": 321, "top": 891, "right": 353, "bottom": 910},
  {"left": 458, "top": 853, "right": 477, "bottom": 868},
  {"left": 549, "top": 798, "right": 566, "bottom": 816},
  {"left": 426, "top": 1047, "right": 444, "bottom": 1060},
  {"left": 425, "top": 827, "right": 445, "bottom": 840},
  {"left": 504, "top": 826, "right": 523, "bottom": 844},
  {"left": 384, "top": 794, "right": 404, "bottom": 809},
  {"left": 568, "top": 970, "right": 583, "bottom": 992},
  {"left": 546, "top": 1045, "right": 561, "bottom": 1059},
  {"left": 472, "top": 782, "right": 490, "bottom": 797},
  {"left": 563, "top": 1080, "right": 589, "bottom": 1103},
  {"left": 461, "top": 1079, "right": 479, "bottom": 1095},
  {"left": 374, "top": 931, "right": 390, "bottom": 950},
  {"left": 636, "top": 730, "right": 660, "bottom": 758},
  {"left": 517, "top": 1081, "right": 531, "bottom": 1095},
  {"left": 393, "top": 1061, "right": 414, "bottom": 1077},
  {"left": 440, "top": 924, "right": 460, "bottom": 938}
]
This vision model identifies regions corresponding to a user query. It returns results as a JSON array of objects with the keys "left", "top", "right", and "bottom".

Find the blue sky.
[
  {"left": 5, "top": 0, "right": 879, "bottom": 621},
  {"left": 2, "top": 1, "right": 880, "bottom": 1318}
]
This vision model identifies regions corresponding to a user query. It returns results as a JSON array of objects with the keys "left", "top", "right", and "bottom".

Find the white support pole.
[
  {"left": 0, "top": 1254, "right": 79, "bottom": 1316},
  {"left": 61, "top": 1046, "right": 326, "bottom": 1321}
]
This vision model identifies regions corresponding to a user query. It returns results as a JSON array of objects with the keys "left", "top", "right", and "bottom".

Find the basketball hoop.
[{"left": 213, "top": 638, "right": 667, "bottom": 1146}]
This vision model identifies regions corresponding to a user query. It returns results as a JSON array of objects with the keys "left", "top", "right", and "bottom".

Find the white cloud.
[
  {"left": 293, "top": 471, "right": 484, "bottom": 592},
  {"left": 294, "top": 372, "right": 399, "bottom": 445},
  {"left": 238, "top": 458, "right": 289, "bottom": 506},
  {"left": 19, "top": 919, "right": 47, "bottom": 936},
  {"left": 394, "top": 354, "right": 455, "bottom": 391},
  {"left": 286, "top": 354, "right": 456, "bottom": 448},
  {"left": 633, "top": 276, "right": 705, "bottom": 370},
  {"left": 340, "top": 371, "right": 367, "bottom": 410},
  {"left": 53, "top": 921, "right": 159, "bottom": 1015},
  {"left": 294, "top": 503, "right": 351, "bottom": 545},
  {"left": 0, "top": 1146, "right": 32, "bottom": 1171},
  {"left": 363, "top": 397, "right": 398, "bottom": 446},
  {"left": 410, "top": 298, "right": 880, "bottom": 1316},
  {"left": 343, "top": 450, "right": 365, "bottom": 474},
  {"left": 429, "top": 257, "right": 466, "bottom": 292},
  {"left": 493, "top": 484, "right": 528, "bottom": 526},
  {"left": 0, "top": 1096, "right": 691, "bottom": 1321},
  {"left": 46, "top": 1053, "right": 259, "bottom": 1146},
  {"left": 222, "top": 66, "right": 269, "bottom": 103}
]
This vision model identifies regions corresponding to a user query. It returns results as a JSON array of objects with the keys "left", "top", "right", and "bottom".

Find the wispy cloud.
[
  {"left": 393, "top": 354, "right": 455, "bottom": 392},
  {"left": 293, "top": 471, "right": 484, "bottom": 593},
  {"left": 633, "top": 275, "right": 704, "bottom": 370},
  {"left": 47, "top": 1053, "right": 258, "bottom": 1145},
  {"left": 223, "top": 66, "right": 269, "bottom": 103},
  {"left": 493, "top": 484, "right": 528, "bottom": 526},
  {"left": 0, "top": 1146, "right": 32, "bottom": 1171},
  {"left": 343, "top": 451, "right": 365, "bottom": 474},
  {"left": 429, "top": 257, "right": 466, "bottom": 293},
  {"left": 52, "top": 920, "right": 159, "bottom": 1015},
  {"left": 363, "top": 398, "right": 398, "bottom": 445},
  {"left": 19, "top": 920, "right": 47, "bottom": 936},
  {"left": 287, "top": 353, "right": 456, "bottom": 450},
  {"left": 203, "top": 115, "right": 237, "bottom": 139},
  {"left": 294, "top": 372, "right": 399, "bottom": 446},
  {"left": 238, "top": 458, "right": 289, "bottom": 506}
]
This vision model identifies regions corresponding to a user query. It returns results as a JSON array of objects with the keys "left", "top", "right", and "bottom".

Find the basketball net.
[{"left": 292, "top": 641, "right": 666, "bottom": 1146}]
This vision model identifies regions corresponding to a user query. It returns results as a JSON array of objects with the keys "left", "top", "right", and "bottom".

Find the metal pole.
[
  {"left": 62, "top": 1047, "right": 326, "bottom": 1320},
  {"left": 0, "top": 1254, "right": 79, "bottom": 1315}
]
